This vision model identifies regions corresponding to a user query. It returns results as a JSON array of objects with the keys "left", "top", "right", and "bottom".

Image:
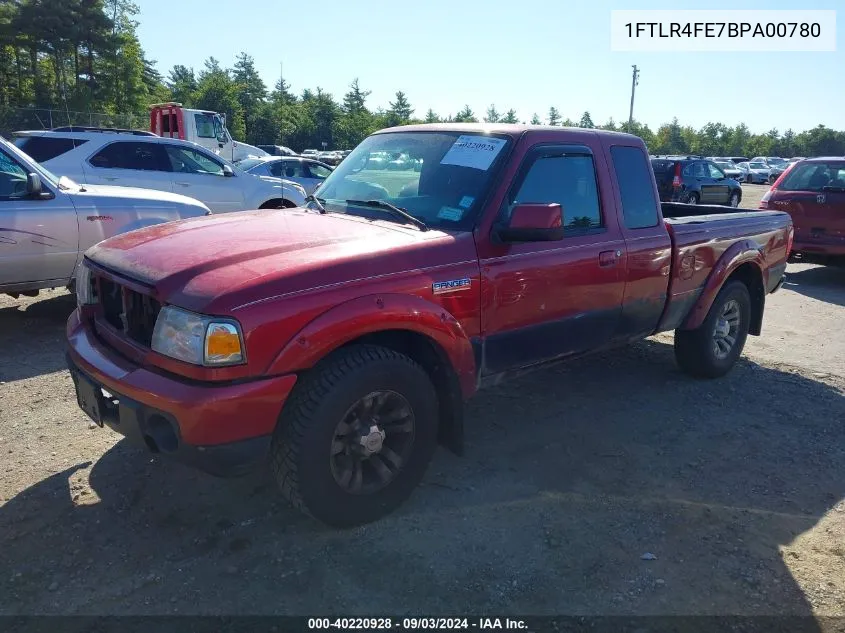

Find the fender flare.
[
  {"left": 266, "top": 293, "right": 477, "bottom": 397},
  {"left": 681, "top": 239, "right": 766, "bottom": 331}
]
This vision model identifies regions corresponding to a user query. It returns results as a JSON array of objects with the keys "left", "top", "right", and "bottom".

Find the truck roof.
[{"left": 374, "top": 122, "right": 643, "bottom": 142}]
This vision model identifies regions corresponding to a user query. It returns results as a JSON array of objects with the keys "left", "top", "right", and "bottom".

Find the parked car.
[
  {"left": 651, "top": 156, "right": 743, "bottom": 206},
  {"left": 725, "top": 156, "right": 750, "bottom": 164},
  {"left": 0, "top": 135, "right": 210, "bottom": 299},
  {"left": 713, "top": 159, "right": 744, "bottom": 182},
  {"left": 318, "top": 151, "right": 343, "bottom": 166},
  {"left": 238, "top": 156, "right": 334, "bottom": 195},
  {"left": 761, "top": 157, "right": 845, "bottom": 265},
  {"left": 737, "top": 161, "right": 770, "bottom": 184},
  {"left": 256, "top": 144, "right": 297, "bottom": 157},
  {"left": 301, "top": 149, "right": 320, "bottom": 158},
  {"left": 13, "top": 129, "right": 306, "bottom": 214},
  {"left": 66, "top": 123, "right": 791, "bottom": 527},
  {"left": 751, "top": 156, "right": 788, "bottom": 169}
]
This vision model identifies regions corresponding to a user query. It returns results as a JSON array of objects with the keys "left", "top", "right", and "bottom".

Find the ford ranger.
[{"left": 65, "top": 124, "right": 793, "bottom": 527}]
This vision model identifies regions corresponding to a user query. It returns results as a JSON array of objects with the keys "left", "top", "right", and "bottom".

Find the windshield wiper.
[
  {"left": 304, "top": 194, "right": 326, "bottom": 214},
  {"left": 345, "top": 199, "right": 428, "bottom": 231}
]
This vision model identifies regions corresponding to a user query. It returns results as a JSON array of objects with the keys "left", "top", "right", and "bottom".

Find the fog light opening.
[{"left": 145, "top": 415, "right": 178, "bottom": 453}]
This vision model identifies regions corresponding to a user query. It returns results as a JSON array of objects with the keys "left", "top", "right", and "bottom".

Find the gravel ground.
[{"left": 1, "top": 185, "right": 843, "bottom": 618}]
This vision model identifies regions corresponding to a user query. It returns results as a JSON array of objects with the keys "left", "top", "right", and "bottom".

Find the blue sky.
[{"left": 136, "top": 0, "right": 842, "bottom": 134}]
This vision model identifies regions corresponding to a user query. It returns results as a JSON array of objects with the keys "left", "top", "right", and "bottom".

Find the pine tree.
[
  {"left": 548, "top": 107, "right": 561, "bottom": 126},
  {"left": 501, "top": 109, "right": 519, "bottom": 124},
  {"left": 484, "top": 104, "right": 500, "bottom": 123},
  {"left": 454, "top": 105, "right": 477, "bottom": 123},
  {"left": 579, "top": 111, "right": 595, "bottom": 128}
]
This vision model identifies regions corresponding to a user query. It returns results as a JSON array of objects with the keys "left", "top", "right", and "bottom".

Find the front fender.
[
  {"left": 266, "top": 293, "right": 477, "bottom": 397},
  {"left": 681, "top": 239, "right": 765, "bottom": 330}
]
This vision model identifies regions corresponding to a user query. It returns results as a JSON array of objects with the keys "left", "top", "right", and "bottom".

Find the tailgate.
[{"left": 650, "top": 160, "right": 677, "bottom": 200}]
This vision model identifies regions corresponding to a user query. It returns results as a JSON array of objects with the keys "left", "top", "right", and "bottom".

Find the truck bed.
[{"left": 659, "top": 202, "right": 792, "bottom": 332}]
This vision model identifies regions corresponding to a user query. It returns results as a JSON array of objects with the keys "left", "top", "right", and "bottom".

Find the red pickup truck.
[{"left": 66, "top": 124, "right": 793, "bottom": 526}]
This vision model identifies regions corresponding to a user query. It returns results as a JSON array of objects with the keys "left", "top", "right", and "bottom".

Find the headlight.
[
  {"left": 151, "top": 306, "right": 245, "bottom": 366},
  {"left": 76, "top": 262, "right": 96, "bottom": 307}
]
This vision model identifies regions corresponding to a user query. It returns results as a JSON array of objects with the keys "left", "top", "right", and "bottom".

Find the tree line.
[{"left": 2, "top": 0, "right": 844, "bottom": 158}]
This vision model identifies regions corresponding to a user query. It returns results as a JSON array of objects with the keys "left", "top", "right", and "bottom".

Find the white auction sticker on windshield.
[
  {"left": 437, "top": 206, "right": 465, "bottom": 221},
  {"left": 440, "top": 135, "right": 507, "bottom": 171}
]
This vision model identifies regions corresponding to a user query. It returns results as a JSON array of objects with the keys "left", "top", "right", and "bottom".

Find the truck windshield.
[{"left": 315, "top": 131, "right": 511, "bottom": 231}]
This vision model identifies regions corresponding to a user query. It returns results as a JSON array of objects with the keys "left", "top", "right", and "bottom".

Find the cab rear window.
[
  {"left": 779, "top": 162, "right": 845, "bottom": 192},
  {"left": 13, "top": 136, "right": 86, "bottom": 162}
]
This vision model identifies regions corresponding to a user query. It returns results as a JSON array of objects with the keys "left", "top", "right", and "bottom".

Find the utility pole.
[{"left": 628, "top": 65, "right": 640, "bottom": 133}]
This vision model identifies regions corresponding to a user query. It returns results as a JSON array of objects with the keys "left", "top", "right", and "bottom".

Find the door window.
[
  {"left": 89, "top": 142, "right": 169, "bottom": 171},
  {"left": 611, "top": 146, "right": 659, "bottom": 229},
  {"left": 707, "top": 163, "right": 726, "bottom": 179},
  {"left": 165, "top": 146, "right": 225, "bottom": 176},
  {"left": 305, "top": 162, "right": 333, "bottom": 179},
  {"left": 0, "top": 148, "right": 29, "bottom": 199},
  {"left": 194, "top": 114, "right": 216, "bottom": 139},
  {"left": 270, "top": 160, "right": 304, "bottom": 179},
  {"left": 508, "top": 152, "right": 602, "bottom": 231},
  {"left": 13, "top": 136, "right": 87, "bottom": 162}
]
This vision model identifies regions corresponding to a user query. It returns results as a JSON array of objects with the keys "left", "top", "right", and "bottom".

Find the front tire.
[
  {"left": 674, "top": 281, "right": 751, "bottom": 379},
  {"left": 270, "top": 345, "right": 439, "bottom": 527}
]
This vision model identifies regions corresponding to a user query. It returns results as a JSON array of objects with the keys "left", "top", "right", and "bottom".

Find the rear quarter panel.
[{"left": 658, "top": 211, "right": 791, "bottom": 331}]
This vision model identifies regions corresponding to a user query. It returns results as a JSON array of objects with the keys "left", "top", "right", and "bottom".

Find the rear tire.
[
  {"left": 728, "top": 192, "right": 740, "bottom": 207},
  {"left": 270, "top": 345, "right": 439, "bottom": 527},
  {"left": 686, "top": 192, "right": 699, "bottom": 205},
  {"left": 674, "top": 281, "right": 751, "bottom": 379}
]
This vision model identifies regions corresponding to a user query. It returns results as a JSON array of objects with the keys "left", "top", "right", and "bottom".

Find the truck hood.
[
  {"left": 70, "top": 183, "right": 210, "bottom": 211},
  {"left": 85, "top": 209, "right": 472, "bottom": 313}
]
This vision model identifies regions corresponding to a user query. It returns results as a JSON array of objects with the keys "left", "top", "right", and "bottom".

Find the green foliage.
[
  {"left": 454, "top": 105, "right": 477, "bottom": 123},
  {"left": 1, "top": 0, "right": 844, "bottom": 158}
]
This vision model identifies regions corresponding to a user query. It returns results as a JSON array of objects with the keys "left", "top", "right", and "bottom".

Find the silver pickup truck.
[{"left": 0, "top": 136, "right": 211, "bottom": 298}]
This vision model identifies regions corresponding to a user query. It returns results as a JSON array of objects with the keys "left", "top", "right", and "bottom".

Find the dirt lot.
[{"left": 1, "top": 183, "right": 844, "bottom": 618}]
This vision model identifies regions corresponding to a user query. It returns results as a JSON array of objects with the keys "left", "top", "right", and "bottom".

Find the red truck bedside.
[{"left": 66, "top": 124, "right": 792, "bottom": 526}]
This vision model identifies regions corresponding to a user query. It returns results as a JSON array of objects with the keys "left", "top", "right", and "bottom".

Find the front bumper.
[
  {"left": 792, "top": 239, "right": 845, "bottom": 258},
  {"left": 66, "top": 312, "right": 298, "bottom": 477}
]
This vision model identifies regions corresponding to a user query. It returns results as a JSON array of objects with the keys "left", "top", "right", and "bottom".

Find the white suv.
[{"left": 13, "top": 128, "right": 307, "bottom": 214}]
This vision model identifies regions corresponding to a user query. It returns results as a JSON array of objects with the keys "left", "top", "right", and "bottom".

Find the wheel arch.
[
  {"left": 681, "top": 242, "right": 766, "bottom": 335},
  {"left": 267, "top": 294, "right": 478, "bottom": 455},
  {"left": 258, "top": 198, "right": 296, "bottom": 209}
]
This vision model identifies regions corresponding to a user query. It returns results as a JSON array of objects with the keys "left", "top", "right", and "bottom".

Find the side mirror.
[
  {"left": 222, "top": 164, "right": 234, "bottom": 177},
  {"left": 495, "top": 203, "right": 564, "bottom": 243},
  {"left": 26, "top": 172, "right": 43, "bottom": 197}
]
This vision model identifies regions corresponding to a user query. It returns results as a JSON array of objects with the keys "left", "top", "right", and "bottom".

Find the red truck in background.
[
  {"left": 65, "top": 124, "right": 793, "bottom": 527},
  {"left": 761, "top": 156, "right": 845, "bottom": 266}
]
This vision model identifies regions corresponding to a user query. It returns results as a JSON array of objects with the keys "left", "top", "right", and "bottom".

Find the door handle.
[
  {"left": 103, "top": 177, "right": 119, "bottom": 181},
  {"left": 174, "top": 182, "right": 191, "bottom": 187},
  {"left": 599, "top": 250, "right": 622, "bottom": 267}
]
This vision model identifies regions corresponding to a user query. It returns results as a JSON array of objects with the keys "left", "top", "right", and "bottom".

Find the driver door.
[
  {"left": 0, "top": 148, "right": 79, "bottom": 288},
  {"left": 164, "top": 145, "right": 245, "bottom": 214}
]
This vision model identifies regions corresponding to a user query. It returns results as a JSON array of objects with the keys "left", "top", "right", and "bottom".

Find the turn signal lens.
[{"left": 204, "top": 323, "right": 243, "bottom": 365}]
